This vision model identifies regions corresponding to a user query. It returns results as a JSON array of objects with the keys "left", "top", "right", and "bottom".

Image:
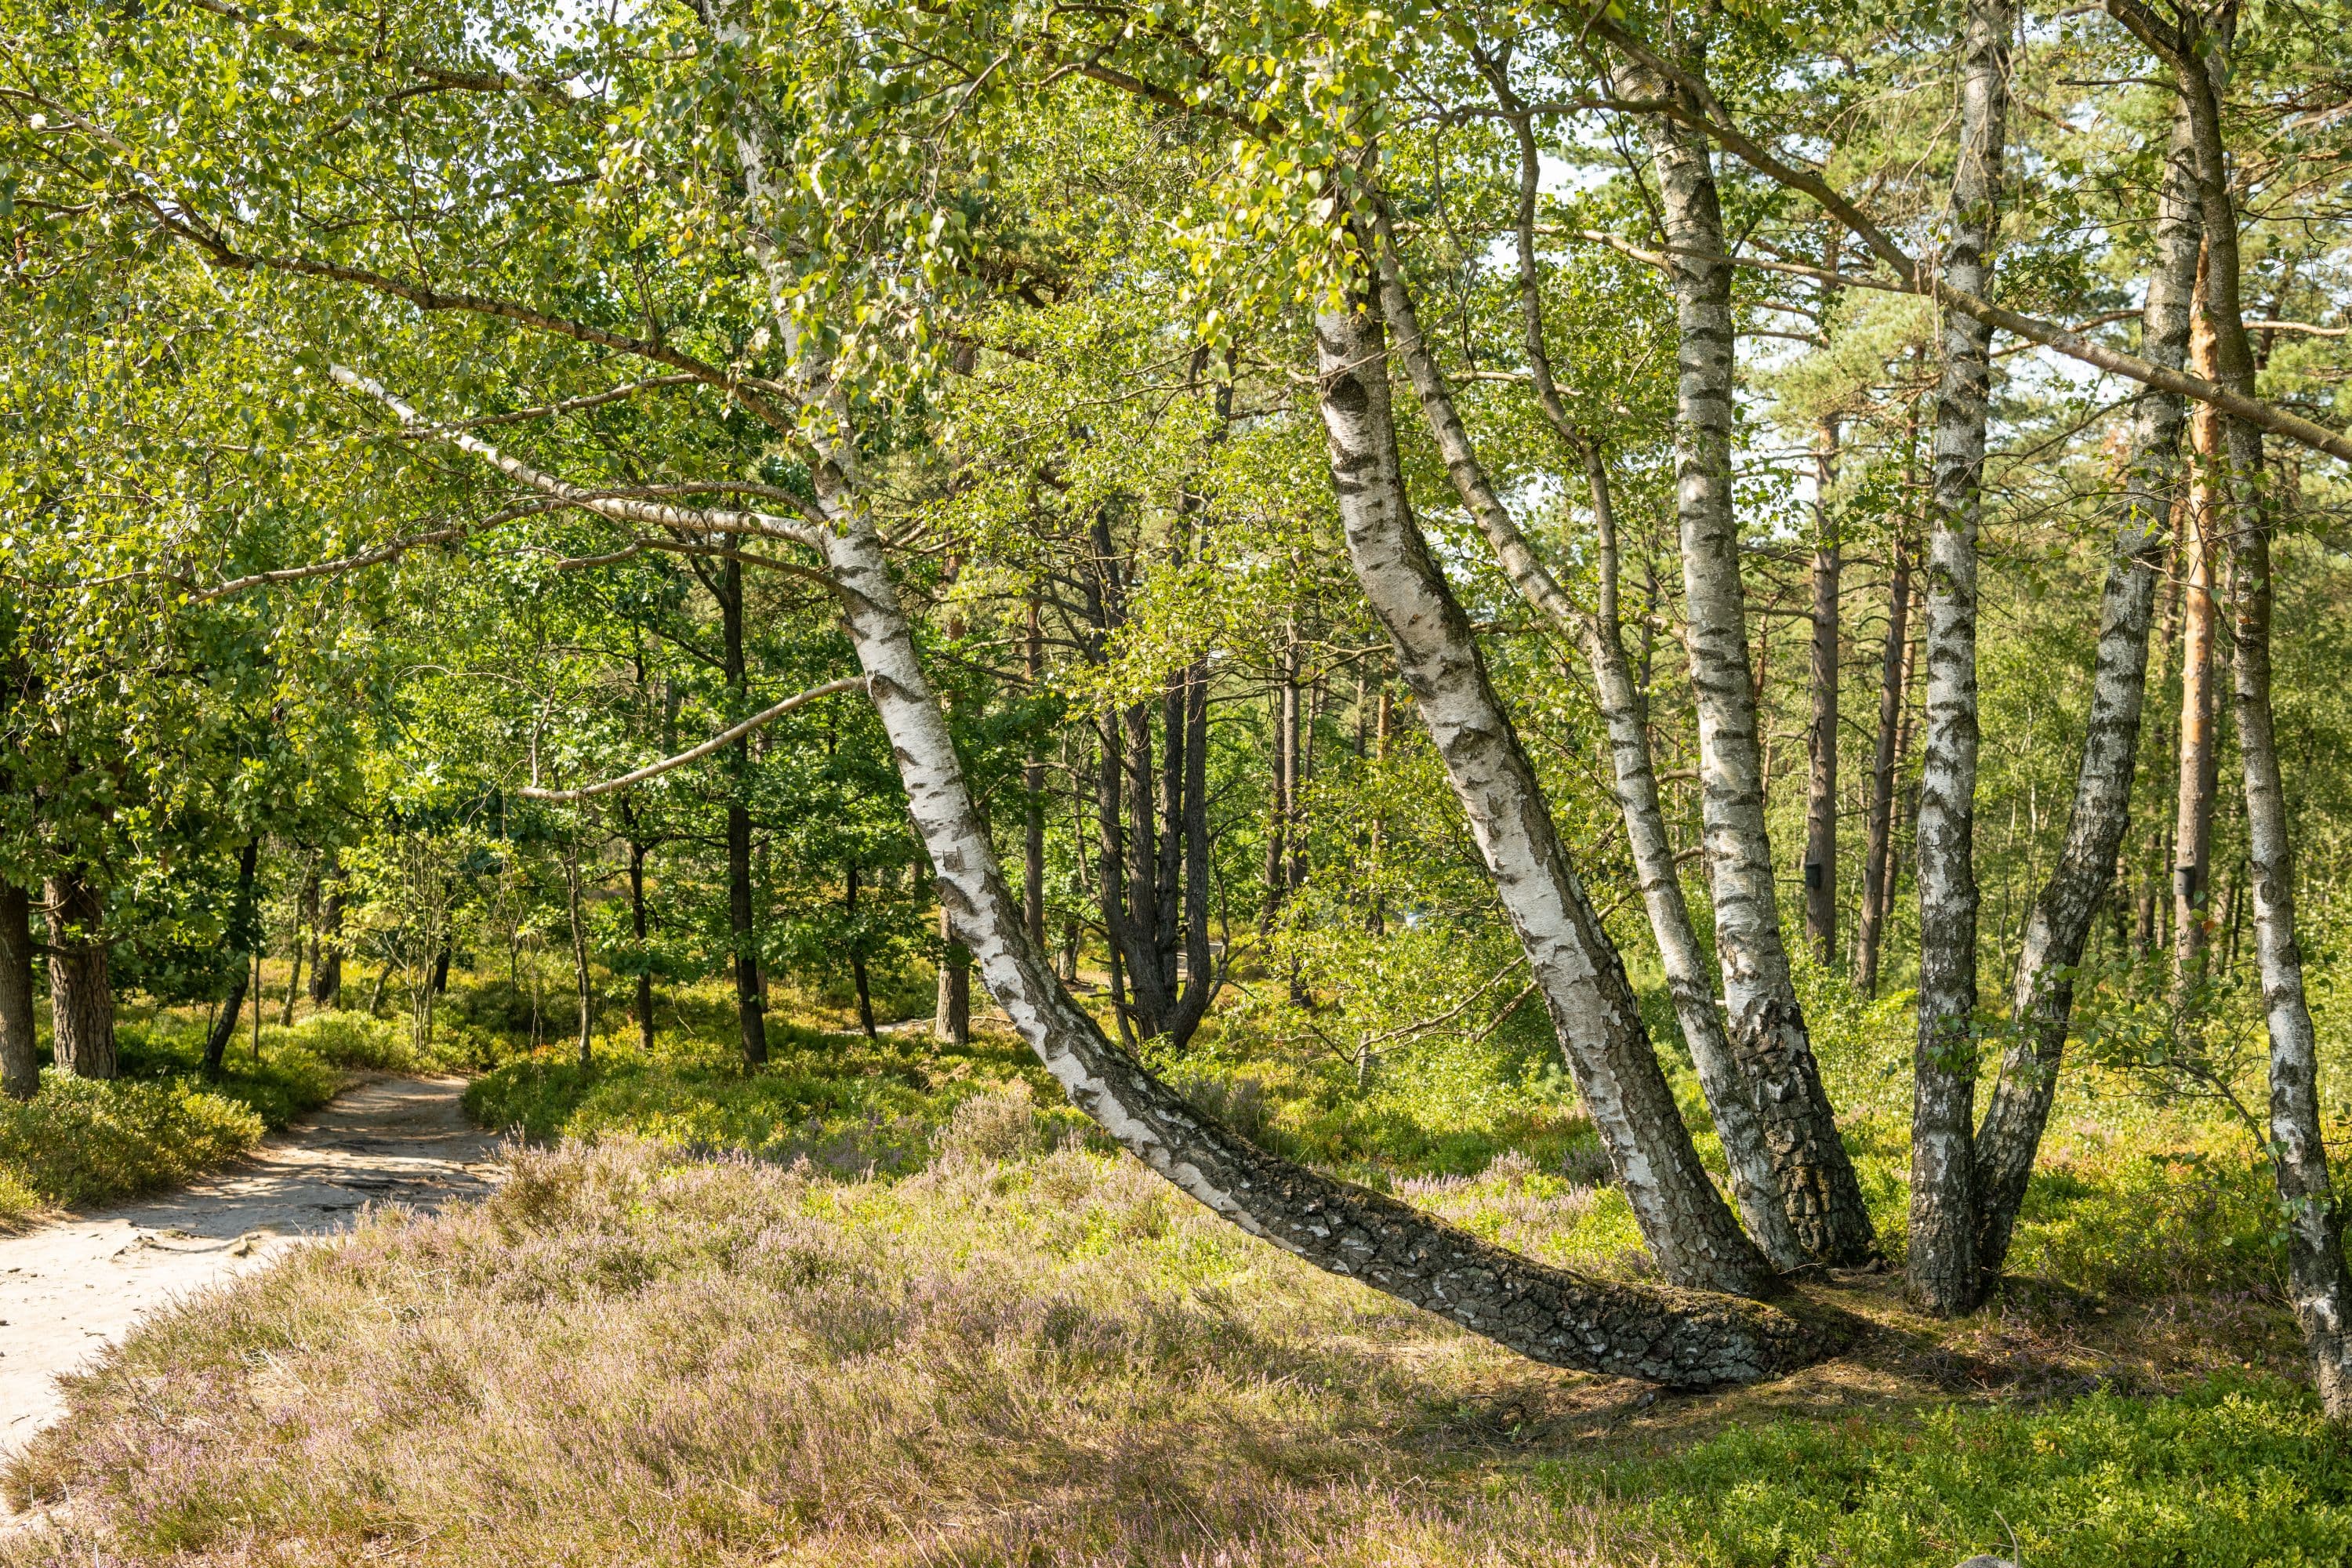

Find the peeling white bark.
[
  {"left": 1970, "top": 103, "right": 2200, "bottom": 1283},
  {"left": 1369, "top": 178, "right": 1803, "bottom": 1272},
  {"left": 1613, "top": 45, "right": 1878, "bottom": 1269},
  {"left": 1908, "top": 0, "right": 2009, "bottom": 1317},
  {"left": 1315, "top": 282, "right": 1773, "bottom": 1300}
]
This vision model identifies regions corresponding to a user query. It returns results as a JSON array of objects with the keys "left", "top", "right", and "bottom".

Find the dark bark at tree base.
[
  {"left": 45, "top": 870, "right": 116, "bottom": 1080},
  {"left": 0, "top": 884, "right": 36, "bottom": 1101}
]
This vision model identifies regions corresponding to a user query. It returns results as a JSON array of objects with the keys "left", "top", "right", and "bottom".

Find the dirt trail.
[{"left": 0, "top": 1075, "right": 498, "bottom": 1459}]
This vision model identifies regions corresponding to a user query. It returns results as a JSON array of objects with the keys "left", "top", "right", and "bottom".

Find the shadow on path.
[{"left": 0, "top": 1075, "right": 497, "bottom": 1458}]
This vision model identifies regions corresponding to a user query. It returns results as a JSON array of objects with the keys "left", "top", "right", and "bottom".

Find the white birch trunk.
[
  {"left": 1969, "top": 105, "right": 2200, "bottom": 1282},
  {"left": 1613, "top": 47, "right": 1878, "bottom": 1268},
  {"left": 1908, "top": 0, "right": 2009, "bottom": 1316}
]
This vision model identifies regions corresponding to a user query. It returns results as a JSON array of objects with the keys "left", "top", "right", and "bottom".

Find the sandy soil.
[{"left": 0, "top": 1075, "right": 498, "bottom": 1460}]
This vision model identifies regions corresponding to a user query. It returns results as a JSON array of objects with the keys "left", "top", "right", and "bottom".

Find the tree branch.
[{"left": 516, "top": 676, "right": 868, "bottom": 801}]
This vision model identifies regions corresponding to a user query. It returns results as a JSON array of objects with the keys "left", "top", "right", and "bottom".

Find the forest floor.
[{"left": 0, "top": 1076, "right": 495, "bottom": 1470}]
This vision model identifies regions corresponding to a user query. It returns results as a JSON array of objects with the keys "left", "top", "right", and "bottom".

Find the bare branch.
[
  {"left": 330, "top": 365, "right": 824, "bottom": 546},
  {"left": 516, "top": 676, "right": 869, "bottom": 801}
]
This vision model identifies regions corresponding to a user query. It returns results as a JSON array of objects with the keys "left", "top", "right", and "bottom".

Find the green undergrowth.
[
  {"left": 1555, "top": 1377, "right": 2352, "bottom": 1566},
  {"left": 0, "top": 1009, "right": 445, "bottom": 1229}
]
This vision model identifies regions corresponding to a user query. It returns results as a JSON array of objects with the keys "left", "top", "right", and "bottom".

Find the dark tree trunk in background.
[
  {"left": 1614, "top": 38, "right": 1878, "bottom": 1269},
  {"left": 309, "top": 852, "right": 343, "bottom": 1008},
  {"left": 280, "top": 871, "right": 307, "bottom": 1028},
  {"left": 0, "top": 883, "right": 37, "bottom": 1100},
  {"left": 720, "top": 554, "right": 768, "bottom": 1066},
  {"left": 1969, "top": 102, "right": 2201, "bottom": 1286},
  {"left": 205, "top": 840, "right": 263, "bottom": 1077},
  {"left": 564, "top": 846, "right": 593, "bottom": 1068},
  {"left": 625, "top": 824, "right": 655, "bottom": 1052},
  {"left": 846, "top": 863, "right": 877, "bottom": 1040},
  {"left": 1024, "top": 594, "right": 1047, "bottom": 951},
  {"left": 1804, "top": 415, "right": 1841, "bottom": 967},
  {"left": 430, "top": 942, "right": 451, "bottom": 996},
  {"left": 1265, "top": 636, "right": 1299, "bottom": 934},
  {"left": 1908, "top": 0, "right": 2009, "bottom": 1318},
  {"left": 45, "top": 867, "right": 115, "bottom": 1080},
  {"left": 1855, "top": 536, "right": 1913, "bottom": 996}
]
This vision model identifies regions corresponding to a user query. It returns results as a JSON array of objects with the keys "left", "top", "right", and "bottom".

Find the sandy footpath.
[{"left": 0, "top": 1075, "right": 499, "bottom": 1461}]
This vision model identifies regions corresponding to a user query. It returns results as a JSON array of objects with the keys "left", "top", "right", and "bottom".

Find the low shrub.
[
  {"left": 1552, "top": 1377, "right": 2352, "bottom": 1567},
  {"left": 0, "top": 1072, "right": 267, "bottom": 1218}
]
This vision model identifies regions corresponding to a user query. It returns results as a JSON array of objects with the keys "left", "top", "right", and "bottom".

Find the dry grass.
[
  {"left": 8, "top": 1080, "right": 2344, "bottom": 1566},
  {"left": 2, "top": 1116, "right": 1659, "bottom": 1566}
]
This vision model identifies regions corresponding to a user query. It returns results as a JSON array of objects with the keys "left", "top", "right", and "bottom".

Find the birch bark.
[
  {"left": 1371, "top": 132, "right": 1804, "bottom": 1269},
  {"left": 1613, "top": 46, "right": 1878, "bottom": 1268},
  {"left": 1970, "top": 104, "right": 2201, "bottom": 1283},
  {"left": 1907, "top": 0, "right": 2009, "bottom": 1316},
  {"left": 1316, "top": 285, "right": 1774, "bottom": 1298},
  {"left": 2114, "top": 0, "right": 2352, "bottom": 1414},
  {"left": 799, "top": 416, "right": 1827, "bottom": 1384}
]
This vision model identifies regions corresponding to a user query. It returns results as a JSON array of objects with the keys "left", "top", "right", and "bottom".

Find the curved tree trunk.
[
  {"left": 1369, "top": 131, "right": 1804, "bottom": 1270},
  {"left": 1613, "top": 45, "right": 1878, "bottom": 1268},
  {"left": 1969, "top": 104, "right": 2201, "bottom": 1283},
  {"left": 1908, "top": 0, "right": 2009, "bottom": 1317},
  {"left": 1314, "top": 284, "right": 1775, "bottom": 1300},
  {"left": 0, "top": 882, "right": 37, "bottom": 1101},
  {"left": 45, "top": 868, "right": 115, "bottom": 1080},
  {"left": 798, "top": 418, "right": 1833, "bottom": 1386}
]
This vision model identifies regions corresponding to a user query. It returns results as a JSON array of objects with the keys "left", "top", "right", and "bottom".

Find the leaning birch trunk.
[
  {"left": 2227, "top": 452, "right": 2352, "bottom": 1415},
  {"left": 1907, "top": 0, "right": 2009, "bottom": 1317},
  {"left": 1969, "top": 105, "right": 2201, "bottom": 1283},
  {"left": 799, "top": 423, "right": 1825, "bottom": 1385},
  {"left": 1615, "top": 48, "right": 1878, "bottom": 1268},
  {"left": 1371, "top": 150, "right": 1804, "bottom": 1270},
  {"left": 1313, "top": 283, "right": 1776, "bottom": 1300},
  {"left": 2136, "top": 0, "right": 2352, "bottom": 1414}
]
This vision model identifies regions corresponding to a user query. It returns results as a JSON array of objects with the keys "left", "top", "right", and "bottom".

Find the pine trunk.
[
  {"left": 1804, "top": 419, "right": 1841, "bottom": 966},
  {"left": 1854, "top": 538, "right": 1912, "bottom": 996},
  {"left": 2174, "top": 254, "right": 2224, "bottom": 997},
  {"left": 720, "top": 556, "right": 768, "bottom": 1066}
]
